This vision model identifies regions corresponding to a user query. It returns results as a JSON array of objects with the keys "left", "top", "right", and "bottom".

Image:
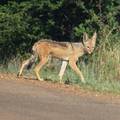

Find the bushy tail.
[
  {"left": 24, "top": 43, "right": 39, "bottom": 70},
  {"left": 17, "top": 54, "right": 37, "bottom": 77},
  {"left": 25, "top": 54, "right": 37, "bottom": 70},
  {"left": 17, "top": 43, "right": 38, "bottom": 77}
]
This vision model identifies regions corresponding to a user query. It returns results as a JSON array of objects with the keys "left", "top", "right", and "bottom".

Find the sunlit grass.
[{"left": 0, "top": 41, "right": 120, "bottom": 94}]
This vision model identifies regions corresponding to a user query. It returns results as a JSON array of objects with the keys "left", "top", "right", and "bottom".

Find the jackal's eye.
[{"left": 87, "top": 46, "right": 90, "bottom": 49}]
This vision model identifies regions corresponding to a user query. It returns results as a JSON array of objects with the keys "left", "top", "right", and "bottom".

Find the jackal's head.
[{"left": 83, "top": 32, "right": 97, "bottom": 54}]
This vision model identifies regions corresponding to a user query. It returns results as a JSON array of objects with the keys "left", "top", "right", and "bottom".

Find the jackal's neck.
[
  {"left": 79, "top": 42, "right": 89, "bottom": 54},
  {"left": 72, "top": 42, "right": 87, "bottom": 56},
  {"left": 77, "top": 42, "right": 88, "bottom": 54}
]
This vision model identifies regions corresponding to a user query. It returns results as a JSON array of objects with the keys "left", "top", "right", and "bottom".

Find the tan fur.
[{"left": 18, "top": 32, "right": 97, "bottom": 83}]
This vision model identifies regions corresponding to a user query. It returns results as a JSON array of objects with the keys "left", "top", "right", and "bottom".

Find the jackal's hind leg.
[
  {"left": 58, "top": 61, "right": 68, "bottom": 83},
  {"left": 17, "top": 59, "right": 30, "bottom": 77}
]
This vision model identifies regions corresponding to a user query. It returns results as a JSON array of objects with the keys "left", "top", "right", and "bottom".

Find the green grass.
[
  {"left": 0, "top": 59, "right": 120, "bottom": 94},
  {"left": 0, "top": 42, "right": 120, "bottom": 94}
]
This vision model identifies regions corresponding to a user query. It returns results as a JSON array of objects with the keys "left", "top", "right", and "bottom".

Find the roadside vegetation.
[{"left": 0, "top": 0, "right": 120, "bottom": 94}]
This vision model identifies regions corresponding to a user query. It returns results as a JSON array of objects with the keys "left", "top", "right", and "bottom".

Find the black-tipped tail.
[{"left": 25, "top": 55, "right": 36, "bottom": 70}]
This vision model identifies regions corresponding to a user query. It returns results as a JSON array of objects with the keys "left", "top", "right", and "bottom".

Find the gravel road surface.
[{"left": 0, "top": 75, "right": 120, "bottom": 120}]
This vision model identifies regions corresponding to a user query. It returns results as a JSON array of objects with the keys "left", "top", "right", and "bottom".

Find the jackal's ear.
[
  {"left": 92, "top": 31, "right": 97, "bottom": 41},
  {"left": 91, "top": 31, "right": 97, "bottom": 46},
  {"left": 83, "top": 32, "right": 88, "bottom": 42}
]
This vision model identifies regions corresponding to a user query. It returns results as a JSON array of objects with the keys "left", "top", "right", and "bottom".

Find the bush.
[{"left": 0, "top": 0, "right": 120, "bottom": 84}]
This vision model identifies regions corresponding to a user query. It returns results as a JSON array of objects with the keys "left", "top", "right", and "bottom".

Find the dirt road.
[{"left": 0, "top": 73, "right": 120, "bottom": 120}]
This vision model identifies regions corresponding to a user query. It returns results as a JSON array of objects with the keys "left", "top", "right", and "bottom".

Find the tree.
[{"left": 0, "top": 0, "right": 120, "bottom": 63}]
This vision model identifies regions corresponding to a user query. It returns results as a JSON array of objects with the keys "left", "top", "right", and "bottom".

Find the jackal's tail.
[
  {"left": 17, "top": 53, "right": 37, "bottom": 77},
  {"left": 25, "top": 44, "right": 38, "bottom": 70},
  {"left": 17, "top": 43, "right": 38, "bottom": 77},
  {"left": 25, "top": 54, "right": 37, "bottom": 70}
]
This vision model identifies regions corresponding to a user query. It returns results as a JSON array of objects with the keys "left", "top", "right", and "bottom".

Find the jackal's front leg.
[
  {"left": 58, "top": 61, "right": 68, "bottom": 83},
  {"left": 69, "top": 60, "right": 85, "bottom": 83}
]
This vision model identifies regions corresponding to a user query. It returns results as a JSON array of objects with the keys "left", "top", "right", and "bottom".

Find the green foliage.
[
  {"left": 0, "top": 0, "right": 120, "bottom": 91},
  {"left": 0, "top": 0, "right": 120, "bottom": 60}
]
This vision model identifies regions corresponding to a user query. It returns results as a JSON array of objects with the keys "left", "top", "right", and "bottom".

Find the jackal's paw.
[
  {"left": 38, "top": 78, "right": 44, "bottom": 81},
  {"left": 81, "top": 80, "right": 86, "bottom": 84},
  {"left": 59, "top": 80, "right": 64, "bottom": 84},
  {"left": 59, "top": 78, "right": 65, "bottom": 84},
  {"left": 17, "top": 72, "right": 21, "bottom": 77}
]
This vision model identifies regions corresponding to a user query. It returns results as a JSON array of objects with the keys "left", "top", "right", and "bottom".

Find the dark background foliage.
[{"left": 0, "top": 0, "right": 120, "bottom": 63}]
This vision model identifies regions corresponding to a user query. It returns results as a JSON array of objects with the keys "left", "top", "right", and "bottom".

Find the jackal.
[{"left": 17, "top": 32, "right": 97, "bottom": 83}]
